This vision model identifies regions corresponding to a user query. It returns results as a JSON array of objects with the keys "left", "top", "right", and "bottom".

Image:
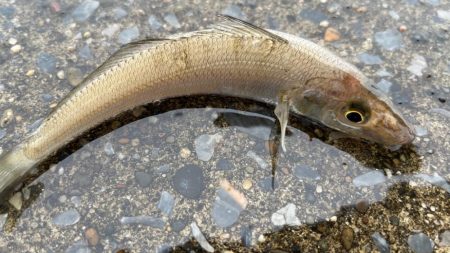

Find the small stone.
[
  {"left": 170, "top": 217, "right": 188, "bottom": 232},
  {"left": 242, "top": 179, "right": 252, "bottom": 190},
  {"left": 246, "top": 151, "right": 268, "bottom": 170},
  {"left": 293, "top": 165, "right": 320, "bottom": 180},
  {"left": 72, "top": 0, "right": 99, "bottom": 22},
  {"left": 0, "top": 214, "right": 7, "bottom": 231},
  {"left": 371, "top": 232, "right": 390, "bottom": 253},
  {"left": 113, "top": 7, "right": 127, "bottom": 20},
  {"left": 375, "top": 79, "right": 393, "bottom": 94},
  {"left": 180, "top": 147, "right": 191, "bottom": 158},
  {"left": 120, "top": 216, "right": 165, "bottom": 228},
  {"left": 56, "top": 70, "right": 65, "bottom": 80},
  {"left": 429, "top": 108, "right": 450, "bottom": 119},
  {"left": 375, "top": 29, "right": 403, "bottom": 51},
  {"left": 316, "top": 185, "right": 323, "bottom": 193},
  {"left": 341, "top": 226, "right": 354, "bottom": 250},
  {"left": 158, "top": 191, "right": 175, "bottom": 216},
  {"left": 58, "top": 195, "right": 67, "bottom": 203},
  {"left": 212, "top": 188, "right": 243, "bottom": 227},
  {"left": 79, "top": 44, "right": 93, "bottom": 59},
  {"left": 85, "top": 227, "right": 99, "bottom": 246},
  {"left": 271, "top": 203, "right": 300, "bottom": 226},
  {"left": 216, "top": 159, "right": 234, "bottom": 171},
  {"left": 8, "top": 192, "right": 22, "bottom": 210},
  {"left": 407, "top": 54, "right": 427, "bottom": 77},
  {"left": 10, "top": 44, "right": 22, "bottom": 53},
  {"left": 163, "top": 13, "right": 181, "bottom": 29},
  {"left": 357, "top": 53, "right": 383, "bottom": 65},
  {"left": 190, "top": 222, "right": 214, "bottom": 252},
  {"left": 389, "top": 10, "right": 400, "bottom": 20},
  {"left": 148, "top": 15, "right": 162, "bottom": 30},
  {"left": 439, "top": 230, "right": 450, "bottom": 247},
  {"left": 172, "top": 164, "right": 205, "bottom": 199},
  {"left": 134, "top": 171, "right": 152, "bottom": 188},
  {"left": 353, "top": 170, "right": 386, "bottom": 187},
  {"left": 102, "top": 24, "right": 120, "bottom": 38},
  {"left": 222, "top": 4, "right": 247, "bottom": 20},
  {"left": 67, "top": 67, "right": 84, "bottom": 86},
  {"left": 52, "top": 209, "right": 81, "bottom": 226},
  {"left": 399, "top": 25, "right": 407, "bottom": 32},
  {"left": 407, "top": 233, "right": 433, "bottom": 253},
  {"left": 319, "top": 20, "right": 329, "bottom": 27},
  {"left": 104, "top": 142, "right": 115, "bottom": 155},
  {"left": 8, "top": 38, "right": 17, "bottom": 45},
  {"left": 324, "top": 27, "right": 340, "bottom": 42},
  {"left": 26, "top": 69, "right": 35, "bottom": 76},
  {"left": 1, "top": 109, "right": 14, "bottom": 127},
  {"left": 355, "top": 199, "right": 369, "bottom": 213},
  {"left": 0, "top": 6, "right": 15, "bottom": 19},
  {"left": 37, "top": 52, "right": 57, "bottom": 73},
  {"left": 413, "top": 125, "right": 428, "bottom": 137},
  {"left": 356, "top": 6, "right": 368, "bottom": 13},
  {"left": 118, "top": 26, "right": 139, "bottom": 44},
  {"left": 65, "top": 240, "right": 90, "bottom": 253},
  {"left": 194, "top": 133, "right": 222, "bottom": 161},
  {"left": 437, "top": 10, "right": 450, "bottom": 21}
]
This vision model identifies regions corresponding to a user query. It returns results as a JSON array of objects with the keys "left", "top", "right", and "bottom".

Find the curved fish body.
[{"left": 0, "top": 16, "right": 415, "bottom": 195}]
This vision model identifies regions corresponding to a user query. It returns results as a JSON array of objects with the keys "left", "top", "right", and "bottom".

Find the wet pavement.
[{"left": 0, "top": 0, "right": 449, "bottom": 252}]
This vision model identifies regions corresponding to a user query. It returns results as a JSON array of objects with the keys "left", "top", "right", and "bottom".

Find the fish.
[{"left": 0, "top": 15, "right": 415, "bottom": 195}]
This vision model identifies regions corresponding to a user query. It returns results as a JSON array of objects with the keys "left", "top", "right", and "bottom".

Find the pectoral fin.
[{"left": 274, "top": 94, "right": 291, "bottom": 152}]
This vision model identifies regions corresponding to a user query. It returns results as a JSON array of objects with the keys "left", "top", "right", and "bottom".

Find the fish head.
[{"left": 291, "top": 74, "right": 415, "bottom": 148}]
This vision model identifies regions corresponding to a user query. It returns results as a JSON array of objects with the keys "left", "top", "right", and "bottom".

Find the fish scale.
[{"left": 0, "top": 15, "right": 414, "bottom": 196}]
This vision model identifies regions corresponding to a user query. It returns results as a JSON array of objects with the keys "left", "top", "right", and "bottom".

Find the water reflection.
[{"left": 0, "top": 96, "right": 446, "bottom": 253}]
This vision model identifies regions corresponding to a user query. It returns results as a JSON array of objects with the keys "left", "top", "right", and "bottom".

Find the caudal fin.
[{"left": 0, "top": 146, "right": 37, "bottom": 197}]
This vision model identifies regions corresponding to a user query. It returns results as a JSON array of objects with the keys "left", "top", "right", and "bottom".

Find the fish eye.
[{"left": 345, "top": 110, "right": 364, "bottom": 123}]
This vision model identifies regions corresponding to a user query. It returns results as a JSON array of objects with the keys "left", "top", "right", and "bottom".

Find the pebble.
[
  {"left": 341, "top": 226, "right": 354, "bottom": 250},
  {"left": 407, "top": 54, "right": 427, "bottom": 77},
  {"left": 79, "top": 44, "right": 93, "bottom": 59},
  {"left": 374, "top": 79, "right": 393, "bottom": 94},
  {"left": 371, "top": 232, "right": 390, "bottom": 253},
  {"left": 52, "top": 209, "right": 81, "bottom": 227},
  {"left": 113, "top": 7, "right": 127, "bottom": 20},
  {"left": 118, "top": 26, "right": 139, "bottom": 44},
  {"left": 10, "top": 44, "right": 22, "bottom": 53},
  {"left": 222, "top": 4, "right": 247, "bottom": 20},
  {"left": 36, "top": 52, "right": 57, "bottom": 73},
  {"left": 8, "top": 38, "right": 17, "bottom": 45},
  {"left": 413, "top": 125, "right": 428, "bottom": 137},
  {"left": 190, "top": 222, "right": 214, "bottom": 252},
  {"left": 439, "top": 230, "right": 450, "bottom": 247},
  {"left": 67, "top": 67, "right": 84, "bottom": 86},
  {"left": 353, "top": 170, "right": 386, "bottom": 187},
  {"left": 134, "top": 171, "right": 153, "bottom": 188},
  {"left": 8, "top": 192, "right": 22, "bottom": 210},
  {"left": 355, "top": 199, "right": 369, "bottom": 213},
  {"left": 324, "top": 27, "right": 340, "bottom": 42},
  {"left": 407, "top": 233, "right": 433, "bottom": 253},
  {"left": 429, "top": 108, "right": 450, "bottom": 118},
  {"left": 389, "top": 10, "right": 400, "bottom": 20},
  {"left": 56, "top": 70, "right": 65, "bottom": 80},
  {"left": 357, "top": 53, "right": 383, "bottom": 65},
  {"left": 399, "top": 25, "right": 407, "bottom": 32},
  {"left": 163, "top": 13, "right": 181, "bottom": 29},
  {"left": 319, "top": 20, "right": 329, "bottom": 27},
  {"left": 65, "top": 240, "right": 91, "bottom": 253},
  {"left": 0, "top": 129, "right": 6, "bottom": 140},
  {"left": 72, "top": 0, "right": 99, "bottom": 22},
  {"left": 179, "top": 147, "right": 191, "bottom": 158},
  {"left": 1, "top": 109, "right": 13, "bottom": 127},
  {"left": 120, "top": 216, "right": 165, "bottom": 228},
  {"left": 437, "top": 10, "right": 450, "bottom": 22},
  {"left": 157, "top": 191, "right": 175, "bottom": 216},
  {"left": 293, "top": 164, "right": 321, "bottom": 180},
  {"left": 71, "top": 196, "right": 81, "bottom": 207},
  {"left": 104, "top": 142, "right": 115, "bottom": 155},
  {"left": 172, "top": 164, "right": 205, "bottom": 199},
  {"left": 0, "top": 6, "right": 15, "bottom": 19},
  {"left": 271, "top": 203, "right": 300, "bottom": 226},
  {"left": 422, "top": 0, "right": 440, "bottom": 6},
  {"left": 246, "top": 151, "right": 268, "bottom": 170},
  {"left": 102, "top": 24, "right": 120, "bottom": 38},
  {"left": 216, "top": 158, "right": 234, "bottom": 171},
  {"left": 170, "top": 217, "right": 188, "bottom": 232},
  {"left": 194, "top": 133, "right": 222, "bottom": 161},
  {"left": 242, "top": 179, "right": 252, "bottom": 190},
  {"left": 376, "top": 69, "right": 393, "bottom": 77},
  {"left": 148, "top": 15, "right": 162, "bottom": 30},
  {"left": 85, "top": 227, "right": 99, "bottom": 246},
  {"left": 241, "top": 225, "right": 252, "bottom": 247},
  {"left": 374, "top": 29, "right": 403, "bottom": 51},
  {"left": 0, "top": 214, "right": 7, "bottom": 231},
  {"left": 212, "top": 188, "right": 244, "bottom": 227}
]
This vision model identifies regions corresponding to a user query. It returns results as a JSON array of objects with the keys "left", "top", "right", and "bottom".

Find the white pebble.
[
  {"left": 319, "top": 20, "right": 329, "bottom": 27},
  {"left": 8, "top": 38, "right": 17, "bottom": 45},
  {"left": 10, "top": 45, "right": 22, "bottom": 53},
  {"left": 57, "top": 70, "right": 65, "bottom": 80}
]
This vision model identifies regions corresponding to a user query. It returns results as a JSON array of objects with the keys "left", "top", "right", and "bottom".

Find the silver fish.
[{"left": 0, "top": 16, "right": 415, "bottom": 194}]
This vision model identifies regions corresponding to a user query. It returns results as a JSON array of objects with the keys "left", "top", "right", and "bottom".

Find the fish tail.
[{"left": 0, "top": 145, "right": 37, "bottom": 196}]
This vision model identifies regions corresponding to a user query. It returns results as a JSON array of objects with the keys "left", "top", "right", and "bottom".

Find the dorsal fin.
[{"left": 207, "top": 15, "right": 288, "bottom": 43}]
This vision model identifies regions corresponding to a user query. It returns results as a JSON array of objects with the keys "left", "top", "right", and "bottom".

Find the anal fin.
[{"left": 274, "top": 94, "right": 291, "bottom": 152}]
